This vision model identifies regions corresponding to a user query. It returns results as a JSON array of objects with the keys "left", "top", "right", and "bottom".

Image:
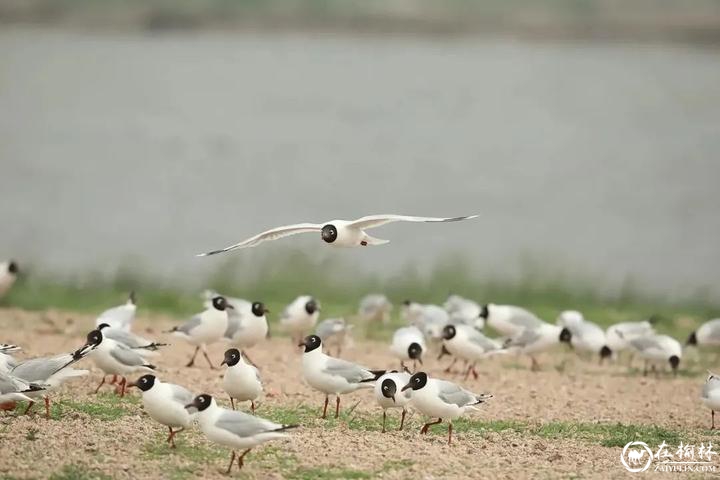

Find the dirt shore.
[{"left": 0, "top": 308, "right": 717, "bottom": 479}]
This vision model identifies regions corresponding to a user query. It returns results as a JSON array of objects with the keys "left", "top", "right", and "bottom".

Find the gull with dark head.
[
  {"left": 299, "top": 335, "right": 384, "bottom": 418},
  {"left": 128, "top": 374, "right": 194, "bottom": 448},
  {"left": 197, "top": 214, "right": 477, "bottom": 256},
  {"left": 401, "top": 372, "right": 492, "bottom": 445},
  {"left": 281, "top": 296, "right": 320, "bottom": 345},
  {"left": 185, "top": 394, "right": 297, "bottom": 474},
  {"left": 167, "top": 296, "right": 231, "bottom": 369},
  {"left": 374, "top": 371, "right": 412, "bottom": 432},
  {"left": 221, "top": 348, "right": 262, "bottom": 413}
]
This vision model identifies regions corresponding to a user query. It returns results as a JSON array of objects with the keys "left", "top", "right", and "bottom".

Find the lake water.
[{"left": 1, "top": 28, "right": 718, "bottom": 299}]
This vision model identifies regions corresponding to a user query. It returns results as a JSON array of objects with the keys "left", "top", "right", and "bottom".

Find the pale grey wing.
[
  {"left": 509, "top": 309, "right": 544, "bottom": 329},
  {"left": 11, "top": 354, "right": 75, "bottom": 382},
  {"left": 104, "top": 329, "right": 143, "bottom": 348},
  {"left": 0, "top": 371, "right": 31, "bottom": 394},
  {"left": 110, "top": 345, "right": 148, "bottom": 367},
  {"left": 436, "top": 380, "right": 477, "bottom": 407},
  {"left": 216, "top": 410, "right": 282, "bottom": 438},
  {"left": 346, "top": 214, "right": 478, "bottom": 231},
  {"left": 197, "top": 223, "right": 323, "bottom": 256},
  {"left": 323, "top": 357, "right": 373, "bottom": 384},
  {"left": 466, "top": 329, "right": 501, "bottom": 351},
  {"left": 628, "top": 336, "right": 661, "bottom": 352},
  {"left": 506, "top": 328, "right": 541, "bottom": 348},
  {"left": 168, "top": 383, "right": 194, "bottom": 405},
  {"left": 175, "top": 315, "right": 202, "bottom": 335}
]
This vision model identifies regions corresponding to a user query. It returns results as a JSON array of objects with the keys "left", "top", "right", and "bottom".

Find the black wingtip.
[
  {"left": 276, "top": 424, "right": 300, "bottom": 432},
  {"left": 145, "top": 364, "right": 157, "bottom": 370},
  {"left": 360, "top": 369, "right": 386, "bottom": 383},
  {"left": 24, "top": 384, "right": 46, "bottom": 393},
  {"left": 197, "top": 249, "right": 224, "bottom": 257}
]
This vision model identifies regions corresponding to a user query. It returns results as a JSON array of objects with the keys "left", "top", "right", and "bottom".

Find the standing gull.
[
  {"left": 299, "top": 335, "right": 384, "bottom": 418},
  {"left": 280, "top": 296, "right": 320, "bottom": 345},
  {"left": 167, "top": 296, "right": 231, "bottom": 369},
  {"left": 504, "top": 323, "right": 572, "bottom": 371},
  {"left": 221, "top": 348, "right": 262, "bottom": 413},
  {"left": 315, "top": 318, "right": 352, "bottom": 357},
  {"left": 185, "top": 394, "right": 297, "bottom": 474},
  {"left": 389, "top": 326, "right": 426, "bottom": 371},
  {"left": 480, "top": 304, "right": 544, "bottom": 337},
  {"left": 128, "top": 374, "right": 194, "bottom": 448},
  {"left": 95, "top": 292, "right": 137, "bottom": 332},
  {"left": 402, "top": 372, "right": 492, "bottom": 445},
  {"left": 223, "top": 300, "right": 269, "bottom": 366},
  {"left": 374, "top": 371, "right": 412, "bottom": 432},
  {"left": 441, "top": 324, "right": 505, "bottom": 379},
  {"left": 701, "top": 372, "right": 720, "bottom": 429},
  {"left": 687, "top": 319, "right": 720, "bottom": 348}
]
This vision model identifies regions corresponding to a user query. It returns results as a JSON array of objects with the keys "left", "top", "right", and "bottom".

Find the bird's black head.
[
  {"left": 600, "top": 346, "right": 612, "bottom": 359},
  {"left": 7, "top": 261, "right": 18, "bottom": 274},
  {"left": 408, "top": 342, "right": 423, "bottom": 361},
  {"left": 128, "top": 291, "right": 136, "bottom": 305},
  {"left": 186, "top": 394, "right": 213, "bottom": 412},
  {"left": 669, "top": 355, "right": 680, "bottom": 371},
  {"left": 381, "top": 378, "right": 397, "bottom": 402},
  {"left": 298, "top": 334, "right": 322, "bottom": 353},
  {"left": 402, "top": 300, "right": 412, "bottom": 306},
  {"left": 222, "top": 348, "right": 241, "bottom": 367},
  {"left": 686, "top": 332, "right": 698, "bottom": 346},
  {"left": 85, "top": 329, "right": 103, "bottom": 347},
  {"left": 442, "top": 324, "right": 457, "bottom": 340},
  {"left": 305, "top": 299, "right": 318, "bottom": 315},
  {"left": 252, "top": 301, "right": 268, "bottom": 317},
  {"left": 402, "top": 372, "right": 428, "bottom": 391},
  {"left": 131, "top": 374, "right": 156, "bottom": 392},
  {"left": 321, "top": 224, "right": 337, "bottom": 244},
  {"left": 97, "top": 323, "right": 110, "bottom": 330},
  {"left": 559, "top": 327, "right": 572, "bottom": 343},
  {"left": 480, "top": 304, "right": 489, "bottom": 319},
  {"left": 212, "top": 296, "right": 230, "bottom": 311}
]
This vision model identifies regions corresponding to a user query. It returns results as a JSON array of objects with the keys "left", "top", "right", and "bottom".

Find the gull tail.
[
  {"left": 471, "top": 393, "right": 493, "bottom": 406},
  {"left": 273, "top": 424, "right": 300, "bottom": 433},
  {"left": 360, "top": 370, "right": 387, "bottom": 383},
  {"left": 137, "top": 342, "right": 169, "bottom": 351},
  {"left": 362, "top": 234, "right": 390, "bottom": 246}
]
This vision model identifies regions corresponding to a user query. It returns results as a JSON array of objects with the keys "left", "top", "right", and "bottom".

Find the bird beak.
[
  {"left": 401, "top": 383, "right": 412, "bottom": 392},
  {"left": 227, "top": 305, "right": 235, "bottom": 310},
  {"left": 297, "top": 341, "right": 306, "bottom": 348},
  {"left": 418, "top": 358, "right": 423, "bottom": 366},
  {"left": 184, "top": 401, "right": 199, "bottom": 412},
  {"left": 126, "top": 381, "right": 137, "bottom": 389},
  {"left": 391, "top": 394, "right": 396, "bottom": 404},
  {"left": 220, "top": 359, "right": 227, "bottom": 366}
]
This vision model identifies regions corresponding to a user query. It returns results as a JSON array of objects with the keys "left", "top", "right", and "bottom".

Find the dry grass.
[{"left": 0, "top": 307, "right": 718, "bottom": 479}]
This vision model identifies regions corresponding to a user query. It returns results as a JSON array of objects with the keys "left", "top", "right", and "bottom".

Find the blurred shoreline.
[{"left": 1, "top": 0, "right": 719, "bottom": 45}]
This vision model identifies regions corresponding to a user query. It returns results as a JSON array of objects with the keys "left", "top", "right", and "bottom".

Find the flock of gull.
[{"left": 1, "top": 214, "right": 720, "bottom": 474}]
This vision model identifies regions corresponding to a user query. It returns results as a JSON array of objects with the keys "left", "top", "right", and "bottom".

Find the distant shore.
[{"left": 1, "top": 0, "right": 720, "bottom": 44}]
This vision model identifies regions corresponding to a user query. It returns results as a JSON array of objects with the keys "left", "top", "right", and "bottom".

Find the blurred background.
[{"left": 1, "top": 0, "right": 719, "bottom": 319}]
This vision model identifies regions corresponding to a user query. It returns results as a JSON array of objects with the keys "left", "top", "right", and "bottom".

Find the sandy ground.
[{"left": 0, "top": 307, "right": 718, "bottom": 479}]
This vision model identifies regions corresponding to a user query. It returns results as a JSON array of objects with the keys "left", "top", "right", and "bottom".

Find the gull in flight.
[{"left": 197, "top": 214, "right": 478, "bottom": 256}]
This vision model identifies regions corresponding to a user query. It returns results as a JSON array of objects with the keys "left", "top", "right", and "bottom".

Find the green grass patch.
[
  {"left": 45, "top": 392, "right": 135, "bottom": 421},
  {"left": 48, "top": 465, "right": 112, "bottom": 480}
]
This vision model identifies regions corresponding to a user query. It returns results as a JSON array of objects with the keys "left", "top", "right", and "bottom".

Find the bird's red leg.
[
  {"left": 202, "top": 348, "right": 216, "bottom": 370},
  {"left": 335, "top": 396, "right": 340, "bottom": 419},
  {"left": 230, "top": 397, "right": 235, "bottom": 410},
  {"left": 382, "top": 411, "right": 386, "bottom": 433},
  {"left": 23, "top": 401, "right": 35, "bottom": 415},
  {"left": 119, "top": 377, "right": 127, "bottom": 397},
  {"left": 110, "top": 375, "right": 118, "bottom": 385},
  {"left": 186, "top": 346, "right": 199, "bottom": 368},
  {"left": 44, "top": 397, "right": 50, "bottom": 419},
  {"left": 226, "top": 451, "right": 236, "bottom": 474},
  {"left": 420, "top": 418, "right": 443, "bottom": 434},
  {"left": 251, "top": 400, "right": 255, "bottom": 415},
  {"left": 94, "top": 376, "right": 106, "bottom": 394},
  {"left": 321, "top": 396, "right": 328, "bottom": 419},
  {"left": 237, "top": 448, "right": 252, "bottom": 469}
]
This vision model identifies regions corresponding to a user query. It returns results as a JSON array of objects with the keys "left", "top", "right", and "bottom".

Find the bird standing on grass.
[
  {"left": 402, "top": 372, "right": 492, "bottom": 445},
  {"left": 167, "top": 296, "right": 231, "bottom": 369},
  {"left": 10, "top": 345, "right": 93, "bottom": 418},
  {"left": 80, "top": 329, "right": 156, "bottom": 396},
  {"left": 128, "top": 374, "right": 194, "bottom": 448},
  {"left": 374, "top": 371, "right": 412, "bottom": 432},
  {"left": 299, "top": 335, "right": 384, "bottom": 418},
  {"left": 185, "top": 394, "right": 297, "bottom": 474},
  {"left": 221, "top": 348, "right": 262, "bottom": 413},
  {"left": 701, "top": 372, "right": 720, "bottom": 429}
]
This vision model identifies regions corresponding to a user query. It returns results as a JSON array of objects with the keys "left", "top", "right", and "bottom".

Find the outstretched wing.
[
  {"left": 346, "top": 214, "right": 478, "bottom": 231},
  {"left": 197, "top": 223, "right": 323, "bottom": 256}
]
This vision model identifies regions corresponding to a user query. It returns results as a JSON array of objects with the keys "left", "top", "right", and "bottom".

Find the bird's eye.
[{"left": 383, "top": 386, "right": 388, "bottom": 390}]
